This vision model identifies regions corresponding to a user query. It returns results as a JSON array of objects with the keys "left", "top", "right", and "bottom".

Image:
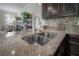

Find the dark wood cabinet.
[
  {"left": 60, "top": 3, "right": 78, "bottom": 17},
  {"left": 42, "top": 3, "right": 79, "bottom": 19},
  {"left": 42, "top": 3, "right": 60, "bottom": 19},
  {"left": 47, "top": 3, "right": 60, "bottom": 18},
  {"left": 53, "top": 34, "right": 79, "bottom": 56},
  {"left": 68, "top": 34, "right": 79, "bottom": 56},
  {"left": 54, "top": 34, "right": 70, "bottom": 56}
]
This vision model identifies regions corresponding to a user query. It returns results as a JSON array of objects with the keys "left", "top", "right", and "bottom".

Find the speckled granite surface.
[{"left": 0, "top": 29, "right": 65, "bottom": 56}]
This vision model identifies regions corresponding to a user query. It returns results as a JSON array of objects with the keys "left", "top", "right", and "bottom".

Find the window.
[{"left": 5, "top": 14, "right": 15, "bottom": 25}]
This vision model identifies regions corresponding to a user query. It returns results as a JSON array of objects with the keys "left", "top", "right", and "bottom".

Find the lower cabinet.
[
  {"left": 54, "top": 34, "right": 79, "bottom": 56},
  {"left": 54, "top": 34, "right": 70, "bottom": 56},
  {"left": 68, "top": 34, "right": 79, "bottom": 56}
]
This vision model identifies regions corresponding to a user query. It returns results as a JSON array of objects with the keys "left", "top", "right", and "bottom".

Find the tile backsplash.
[{"left": 46, "top": 16, "right": 79, "bottom": 31}]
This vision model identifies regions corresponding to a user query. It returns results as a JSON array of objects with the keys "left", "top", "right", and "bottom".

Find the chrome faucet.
[
  {"left": 32, "top": 16, "right": 41, "bottom": 46},
  {"left": 33, "top": 16, "right": 41, "bottom": 34}
]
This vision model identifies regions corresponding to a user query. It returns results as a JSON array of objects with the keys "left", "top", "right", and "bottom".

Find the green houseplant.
[
  {"left": 15, "top": 16, "right": 22, "bottom": 21},
  {"left": 27, "top": 13, "right": 32, "bottom": 18},
  {"left": 21, "top": 11, "right": 32, "bottom": 19},
  {"left": 21, "top": 11, "right": 27, "bottom": 19}
]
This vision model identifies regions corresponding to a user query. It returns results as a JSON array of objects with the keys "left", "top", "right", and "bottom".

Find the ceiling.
[{"left": 0, "top": 3, "right": 28, "bottom": 14}]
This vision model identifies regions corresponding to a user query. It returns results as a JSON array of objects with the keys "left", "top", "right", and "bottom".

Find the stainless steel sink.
[
  {"left": 22, "top": 32, "right": 57, "bottom": 46},
  {"left": 37, "top": 35, "right": 50, "bottom": 45},
  {"left": 37, "top": 32, "right": 56, "bottom": 39},
  {"left": 22, "top": 35, "right": 37, "bottom": 44}
]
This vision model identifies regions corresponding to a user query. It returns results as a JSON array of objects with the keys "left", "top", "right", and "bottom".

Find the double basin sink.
[{"left": 22, "top": 32, "right": 57, "bottom": 46}]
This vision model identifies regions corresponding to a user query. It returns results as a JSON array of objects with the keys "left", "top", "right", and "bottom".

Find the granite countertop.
[{"left": 0, "top": 29, "right": 65, "bottom": 56}]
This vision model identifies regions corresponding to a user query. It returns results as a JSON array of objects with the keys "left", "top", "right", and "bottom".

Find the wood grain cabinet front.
[
  {"left": 60, "top": 3, "right": 78, "bottom": 17},
  {"left": 42, "top": 3, "right": 60, "bottom": 19},
  {"left": 68, "top": 34, "right": 79, "bottom": 56},
  {"left": 42, "top": 3, "right": 79, "bottom": 19}
]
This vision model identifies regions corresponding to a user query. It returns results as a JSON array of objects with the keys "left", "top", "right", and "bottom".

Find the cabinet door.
[
  {"left": 47, "top": 3, "right": 60, "bottom": 18},
  {"left": 42, "top": 3, "right": 60, "bottom": 19},
  {"left": 60, "top": 3, "right": 78, "bottom": 16},
  {"left": 69, "top": 34, "right": 79, "bottom": 56}
]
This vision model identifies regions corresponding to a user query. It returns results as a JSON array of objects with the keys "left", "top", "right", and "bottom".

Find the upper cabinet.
[
  {"left": 60, "top": 3, "right": 78, "bottom": 16},
  {"left": 42, "top": 3, "right": 79, "bottom": 19},
  {"left": 42, "top": 3, "right": 60, "bottom": 19}
]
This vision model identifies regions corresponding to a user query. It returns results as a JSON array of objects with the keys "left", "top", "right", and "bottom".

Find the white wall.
[
  {"left": 19, "top": 3, "right": 42, "bottom": 18},
  {"left": 0, "top": 9, "right": 17, "bottom": 30}
]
